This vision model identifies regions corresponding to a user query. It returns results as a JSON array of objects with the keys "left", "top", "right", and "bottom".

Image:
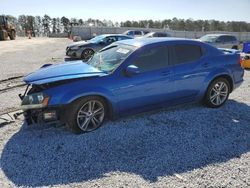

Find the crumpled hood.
[
  {"left": 67, "top": 40, "right": 92, "bottom": 48},
  {"left": 24, "top": 60, "right": 106, "bottom": 85}
]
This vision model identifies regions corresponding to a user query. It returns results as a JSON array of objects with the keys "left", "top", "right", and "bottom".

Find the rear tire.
[
  {"left": 0, "top": 30, "right": 8, "bottom": 41},
  {"left": 0, "top": 31, "right": 4, "bottom": 40},
  {"left": 66, "top": 96, "right": 107, "bottom": 134},
  {"left": 9, "top": 30, "right": 16, "bottom": 40},
  {"left": 204, "top": 78, "right": 230, "bottom": 108}
]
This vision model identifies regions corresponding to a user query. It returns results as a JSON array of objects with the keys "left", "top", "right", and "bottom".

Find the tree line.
[{"left": 5, "top": 14, "right": 250, "bottom": 36}]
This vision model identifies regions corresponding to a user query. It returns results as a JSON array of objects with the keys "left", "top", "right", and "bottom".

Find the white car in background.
[{"left": 199, "top": 34, "right": 239, "bottom": 49}]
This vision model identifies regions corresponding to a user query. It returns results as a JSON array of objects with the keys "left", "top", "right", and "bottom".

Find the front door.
[{"left": 113, "top": 45, "right": 175, "bottom": 115}]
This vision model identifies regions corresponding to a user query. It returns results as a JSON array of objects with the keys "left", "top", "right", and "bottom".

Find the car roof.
[
  {"left": 125, "top": 30, "right": 149, "bottom": 32},
  {"left": 100, "top": 34, "right": 132, "bottom": 37},
  {"left": 116, "top": 37, "right": 201, "bottom": 47},
  {"left": 148, "top": 32, "right": 167, "bottom": 34},
  {"left": 203, "top": 34, "right": 236, "bottom": 37}
]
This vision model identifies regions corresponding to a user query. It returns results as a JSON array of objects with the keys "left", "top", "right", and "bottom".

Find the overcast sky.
[{"left": 1, "top": 0, "right": 249, "bottom": 22}]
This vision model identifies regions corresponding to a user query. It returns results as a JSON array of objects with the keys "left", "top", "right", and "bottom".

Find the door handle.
[
  {"left": 202, "top": 62, "right": 209, "bottom": 68},
  {"left": 161, "top": 71, "right": 171, "bottom": 76}
]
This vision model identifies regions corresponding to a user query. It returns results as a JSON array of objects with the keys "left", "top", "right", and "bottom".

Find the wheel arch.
[
  {"left": 208, "top": 74, "right": 233, "bottom": 93},
  {"left": 198, "top": 71, "right": 234, "bottom": 101},
  {"left": 80, "top": 47, "right": 95, "bottom": 60},
  {"left": 81, "top": 47, "right": 95, "bottom": 54},
  {"left": 72, "top": 94, "right": 115, "bottom": 119}
]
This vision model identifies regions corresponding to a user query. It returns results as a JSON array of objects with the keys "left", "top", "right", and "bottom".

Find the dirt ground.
[
  {"left": 0, "top": 37, "right": 71, "bottom": 80},
  {"left": 0, "top": 37, "right": 249, "bottom": 188}
]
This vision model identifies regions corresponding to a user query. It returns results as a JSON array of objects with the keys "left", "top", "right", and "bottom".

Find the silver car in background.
[{"left": 199, "top": 34, "right": 239, "bottom": 49}]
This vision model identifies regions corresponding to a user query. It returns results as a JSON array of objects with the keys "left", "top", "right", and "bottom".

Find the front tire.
[
  {"left": 81, "top": 49, "right": 94, "bottom": 61},
  {"left": 66, "top": 96, "right": 107, "bottom": 134},
  {"left": 204, "top": 78, "right": 230, "bottom": 108}
]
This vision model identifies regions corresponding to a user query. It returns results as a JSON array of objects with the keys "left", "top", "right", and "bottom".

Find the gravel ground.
[
  {"left": 0, "top": 38, "right": 249, "bottom": 188},
  {"left": 0, "top": 37, "right": 70, "bottom": 80}
]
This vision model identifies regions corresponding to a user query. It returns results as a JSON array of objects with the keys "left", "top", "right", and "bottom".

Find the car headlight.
[
  {"left": 70, "top": 46, "right": 80, "bottom": 50},
  {"left": 21, "top": 92, "right": 50, "bottom": 110}
]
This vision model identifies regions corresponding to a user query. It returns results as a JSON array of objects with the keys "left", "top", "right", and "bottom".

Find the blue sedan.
[{"left": 20, "top": 38, "right": 244, "bottom": 134}]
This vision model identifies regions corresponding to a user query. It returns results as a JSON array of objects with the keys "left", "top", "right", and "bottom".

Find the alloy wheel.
[
  {"left": 82, "top": 49, "right": 94, "bottom": 60},
  {"left": 209, "top": 81, "right": 229, "bottom": 106},
  {"left": 76, "top": 100, "right": 105, "bottom": 132}
]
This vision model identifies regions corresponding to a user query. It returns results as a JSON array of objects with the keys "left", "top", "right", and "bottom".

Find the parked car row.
[
  {"left": 66, "top": 31, "right": 242, "bottom": 62},
  {"left": 66, "top": 31, "right": 174, "bottom": 60}
]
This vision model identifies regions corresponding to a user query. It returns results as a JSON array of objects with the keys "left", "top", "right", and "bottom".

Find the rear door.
[{"left": 170, "top": 44, "right": 208, "bottom": 102}]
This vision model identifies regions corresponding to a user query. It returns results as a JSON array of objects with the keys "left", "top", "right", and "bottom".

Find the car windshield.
[
  {"left": 89, "top": 35, "right": 105, "bottom": 43},
  {"left": 87, "top": 44, "right": 136, "bottom": 73},
  {"left": 200, "top": 35, "right": 217, "bottom": 43}
]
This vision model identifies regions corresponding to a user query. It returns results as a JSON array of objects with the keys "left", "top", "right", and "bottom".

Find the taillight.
[
  {"left": 239, "top": 57, "right": 243, "bottom": 65},
  {"left": 239, "top": 55, "right": 244, "bottom": 65}
]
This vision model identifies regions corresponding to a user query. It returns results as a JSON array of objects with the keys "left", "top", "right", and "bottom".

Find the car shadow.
[{"left": 1, "top": 99, "right": 250, "bottom": 187}]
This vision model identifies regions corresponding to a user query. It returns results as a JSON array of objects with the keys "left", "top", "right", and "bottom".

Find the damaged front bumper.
[
  {"left": 19, "top": 85, "right": 66, "bottom": 125},
  {"left": 23, "top": 107, "right": 64, "bottom": 125}
]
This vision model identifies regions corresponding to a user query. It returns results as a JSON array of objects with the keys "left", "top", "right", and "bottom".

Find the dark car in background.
[
  {"left": 142, "top": 32, "right": 171, "bottom": 38},
  {"left": 123, "top": 30, "right": 150, "bottom": 38},
  {"left": 66, "top": 34, "right": 133, "bottom": 60}
]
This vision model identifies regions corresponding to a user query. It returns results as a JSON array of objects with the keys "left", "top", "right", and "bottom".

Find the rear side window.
[
  {"left": 106, "top": 36, "right": 117, "bottom": 43},
  {"left": 227, "top": 36, "right": 237, "bottom": 42},
  {"left": 135, "top": 31, "right": 142, "bottom": 35},
  {"left": 219, "top": 35, "right": 237, "bottom": 42},
  {"left": 133, "top": 46, "right": 169, "bottom": 72},
  {"left": 158, "top": 33, "right": 167, "bottom": 37},
  {"left": 117, "top": 36, "right": 130, "bottom": 41},
  {"left": 172, "top": 44, "right": 202, "bottom": 64}
]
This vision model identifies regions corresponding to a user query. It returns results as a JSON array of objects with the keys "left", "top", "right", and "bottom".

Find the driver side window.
[
  {"left": 216, "top": 36, "right": 223, "bottom": 43},
  {"left": 133, "top": 46, "right": 169, "bottom": 72},
  {"left": 106, "top": 36, "right": 117, "bottom": 44}
]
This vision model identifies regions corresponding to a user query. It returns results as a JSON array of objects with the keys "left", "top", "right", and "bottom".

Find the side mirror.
[{"left": 125, "top": 65, "right": 140, "bottom": 77}]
